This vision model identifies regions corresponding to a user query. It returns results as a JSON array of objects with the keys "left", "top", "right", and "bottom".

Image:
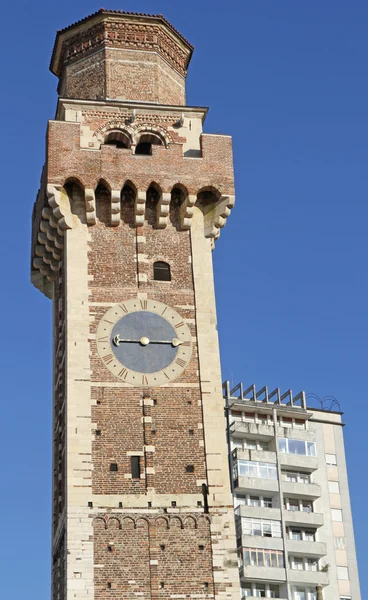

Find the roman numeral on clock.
[
  {"left": 119, "top": 304, "right": 128, "bottom": 313},
  {"left": 175, "top": 321, "right": 184, "bottom": 328},
  {"left": 102, "top": 353, "right": 114, "bottom": 365},
  {"left": 118, "top": 368, "right": 128, "bottom": 379},
  {"left": 140, "top": 300, "right": 147, "bottom": 310},
  {"left": 175, "top": 358, "right": 186, "bottom": 368},
  {"left": 98, "top": 336, "right": 109, "bottom": 342},
  {"left": 181, "top": 341, "right": 191, "bottom": 347},
  {"left": 142, "top": 375, "right": 148, "bottom": 385}
]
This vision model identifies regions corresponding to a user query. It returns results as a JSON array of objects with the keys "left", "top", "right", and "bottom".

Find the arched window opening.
[
  {"left": 95, "top": 184, "right": 110, "bottom": 225},
  {"left": 197, "top": 189, "right": 219, "bottom": 208},
  {"left": 120, "top": 183, "right": 136, "bottom": 225},
  {"left": 153, "top": 261, "right": 171, "bottom": 282},
  {"left": 104, "top": 131, "right": 130, "bottom": 149},
  {"left": 135, "top": 133, "right": 163, "bottom": 155}
]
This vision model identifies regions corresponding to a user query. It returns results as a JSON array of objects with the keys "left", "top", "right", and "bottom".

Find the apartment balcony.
[
  {"left": 240, "top": 565, "right": 286, "bottom": 582},
  {"left": 230, "top": 421, "right": 275, "bottom": 440},
  {"left": 237, "top": 504, "right": 281, "bottom": 521},
  {"left": 281, "top": 481, "right": 321, "bottom": 499},
  {"left": 241, "top": 535, "right": 284, "bottom": 551},
  {"left": 276, "top": 426, "right": 316, "bottom": 442},
  {"left": 286, "top": 539, "right": 327, "bottom": 558},
  {"left": 283, "top": 510, "right": 324, "bottom": 528},
  {"left": 288, "top": 569, "right": 329, "bottom": 586},
  {"left": 234, "top": 476, "right": 279, "bottom": 495},
  {"left": 279, "top": 453, "right": 318, "bottom": 472},
  {"left": 236, "top": 449, "right": 277, "bottom": 464}
]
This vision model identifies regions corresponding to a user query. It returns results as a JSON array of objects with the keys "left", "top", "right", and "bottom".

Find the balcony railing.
[{"left": 283, "top": 510, "right": 324, "bottom": 528}]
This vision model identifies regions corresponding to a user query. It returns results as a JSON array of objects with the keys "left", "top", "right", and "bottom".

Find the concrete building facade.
[
  {"left": 224, "top": 382, "right": 361, "bottom": 600},
  {"left": 30, "top": 9, "right": 361, "bottom": 600}
]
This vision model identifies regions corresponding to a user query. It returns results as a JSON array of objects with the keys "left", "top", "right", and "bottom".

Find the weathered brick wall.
[
  {"left": 53, "top": 14, "right": 190, "bottom": 105},
  {"left": 93, "top": 515, "right": 213, "bottom": 600}
]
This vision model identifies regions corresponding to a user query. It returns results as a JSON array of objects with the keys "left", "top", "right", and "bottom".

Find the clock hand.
[{"left": 113, "top": 334, "right": 182, "bottom": 347}]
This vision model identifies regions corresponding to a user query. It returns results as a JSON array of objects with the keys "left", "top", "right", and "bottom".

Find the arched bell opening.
[
  {"left": 121, "top": 181, "right": 136, "bottom": 227},
  {"left": 95, "top": 182, "right": 111, "bottom": 226},
  {"left": 104, "top": 130, "right": 131, "bottom": 149},
  {"left": 196, "top": 187, "right": 221, "bottom": 213},
  {"left": 146, "top": 183, "right": 162, "bottom": 227},
  {"left": 135, "top": 133, "right": 164, "bottom": 155},
  {"left": 62, "top": 179, "right": 86, "bottom": 224},
  {"left": 169, "top": 185, "right": 187, "bottom": 229}
]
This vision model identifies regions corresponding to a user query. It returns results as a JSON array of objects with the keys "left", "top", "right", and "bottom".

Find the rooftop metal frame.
[{"left": 223, "top": 380, "right": 307, "bottom": 410}]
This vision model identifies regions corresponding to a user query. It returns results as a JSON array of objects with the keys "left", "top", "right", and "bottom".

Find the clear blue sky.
[{"left": 0, "top": 1, "right": 366, "bottom": 598}]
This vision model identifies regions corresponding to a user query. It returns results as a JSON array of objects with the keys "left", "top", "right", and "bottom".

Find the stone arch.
[
  {"left": 183, "top": 515, "right": 197, "bottom": 529},
  {"left": 103, "top": 129, "right": 132, "bottom": 149},
  {"left": 135, "top": 517, "right": 149, "bottom": 529},
  {"left": 121, "top": 179, "right": 137, "bottom": 226},
  {"left": 62, "top": 179, "right": 87, "bottom": 225},
  {"left": 93, "top": 516, "right": 107, "bottom": 530},
  {"left": 106, "top": 516, "right": 121, "bottom": 530},
  {"left": 155, "top": 516, "right": 169, "bottom": 529},
  {"left": 197, "top": 515, "right": 211, "bottom": 529},
  {"left": 169, "top": 516, "right": 184, "bottom": 529},
  {"left": 120, "top": 516, "right": 136, "bottom": 530},
  {"left": 146, "top": 181, "right": 162, "bottom": 227},
  {"left": 133, "top": 124, "right": 170, "bottom": 148},
  {"left": 95, "top": 180, "right": 111, "bottom": 226},
  {"left": 169, "top": 183, "right": 188, "bottom": 228}
]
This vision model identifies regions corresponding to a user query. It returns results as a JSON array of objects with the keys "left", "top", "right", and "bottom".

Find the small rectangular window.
[
  {"left": 131, "top": 456, "right": 141, "bottom": 479},
  {"left": 332, "top": 508, "right": 343, "bottom": 522},
  {"left": 328, "top": 480, "right": 340, "bottom": 494},
  {"left": 337, "top": 566, "right": 349, "bottom": 580},
  {"left": 326, "top": 453, "right": 337, "bottom": 465},
  {"left": 110, "top": 463, "right": 118, "bottom": 472},
  {"left": 186, "top": 465, "right": 195, "bottom": 473}
]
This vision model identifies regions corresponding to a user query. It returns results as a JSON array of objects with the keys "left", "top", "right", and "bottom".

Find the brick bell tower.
[{"left": 31, "top": 9, "right": 239, "bottom": 600}]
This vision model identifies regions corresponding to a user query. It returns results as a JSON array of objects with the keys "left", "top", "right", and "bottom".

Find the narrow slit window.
[
  {"left": 131, "top": 456, "right": 141, "bottom": 479},
  {"left": 153, "top": 261, "right": 171, "bottom": 281}
]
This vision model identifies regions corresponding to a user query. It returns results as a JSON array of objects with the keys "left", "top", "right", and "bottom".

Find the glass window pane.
[
  {"left": 289, "top": 439, "right": 305, "bottom": 455},
  {"left": 279, "top": 438, "right": 287, "bottom": 453},
  {"left": 307, "top": 441, "right": 316, "bottom": 456},
  {"left": 271, "top": 552, "right": 278, "bottom": 568},
  {"left": 259, "top": 464, "right": 268, "bottom": 478},
  {"left": 243, "top": 550, "right": 250, "bottom": 566}
]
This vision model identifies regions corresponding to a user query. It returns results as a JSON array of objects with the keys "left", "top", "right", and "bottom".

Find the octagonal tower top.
[{"left": 50, "top": 9, "right": 194, "bottom": 105}]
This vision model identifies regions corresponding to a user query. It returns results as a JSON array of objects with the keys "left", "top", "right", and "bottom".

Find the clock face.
[{"left": 96, "top": 298, "right": 192, "bottom": 386}]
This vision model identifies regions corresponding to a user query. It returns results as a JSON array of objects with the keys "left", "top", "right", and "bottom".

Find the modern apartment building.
[{"left": 224, "top": 382, "right": 361, "bottom": 600}]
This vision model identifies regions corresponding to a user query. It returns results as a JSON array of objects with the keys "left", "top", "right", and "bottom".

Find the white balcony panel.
[
  {"left": 238, "top": 505, "right": 281, "bottom": 521},
  {"left": 235, "top": 476, "right": 279, "bottom": 495},
  {"left": 286, "top": 539, "right": 327, "bottom": 557},
  {"left": 276, "top": 426, "right": 316, "bottom": 441},
  {"left": 283, "top": 510, "right": 323, "bottom": 528},
  {"left": 281, "top": 481, "right": 321, "bottom": 499},
  {"left": 279, "top": 454, "right": 318, "bottom": 472},
  {"left": 231, "top": 421, "right": 275, "bottom": 439},
  {"left": 241, "top": 535, "right": 284, "bottom": 551},
  {"left": 288, "top": 569, "right": 329, "bottom": 586},
  {"left": 236, "top": 449, "right": 276, "bottom": 463},
  {"left": 241, "top": 565, "right": 286, "bottom": 582}
]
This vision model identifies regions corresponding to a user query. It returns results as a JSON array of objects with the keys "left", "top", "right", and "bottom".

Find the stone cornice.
[{"left": 51, "top": 11, "right": 193, "bottom": 80}]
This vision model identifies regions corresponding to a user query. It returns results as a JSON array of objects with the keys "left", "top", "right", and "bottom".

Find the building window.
[
  {"left": 290, "top": 557, "right": 318, "bottom": 571},
  {"left": 131, "top": 456, "right": 141, "bottom": 479},
  {"left": 326, "top": 453, "right": 337, "bottom": 465},
  {"left": 241, "top": 517, "right": 281, "bottom": 538},
  {"left": 279, "top": 438, "right": 316, "bottom": 457},
  {"left": 328, "top": 480, "right": 340, "bottom": 493},
  {"left": 237, "top": 460, "right": 277, "bottom": 480},
  {"left": 243, "top": 548, "right": 284, "bottom": 569},
  {"left": 109, "top": 463, "right": 118, "bottom": 472},
  {"left": 186, "top": 465, "right": 195, "bottom": 473},
  {"left": 242, "top": 584, "right": 280, "bottom": 598},
  {"left": 153, "top": 261, "right": 171, "bottom": 281},
  {"left": 337, "top": 566, "right": 349, "bottom": 580},
  {"left": 284, "top": 471, "right": 311, "bottom": 484},
  {"left": 285, "top": 498, "right": 313, "bottom": 513},
  {"left": 243, "top": 438, "right": 269, "bottom": 452},
  {"left": 234, "top": 494, "right": 273, "bottom": 509},
  {"left": 332, "top": 508, "right": 343, "bottom": 522},
  {"left": 288, "top": 528, "right": 316, "bottom": 542},
  {"left": 135, "top": 133, "right": 163, "bottom": 155}
]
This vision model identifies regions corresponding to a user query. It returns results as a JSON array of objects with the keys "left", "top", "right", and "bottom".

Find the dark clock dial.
[{"left": 96, "top": 299, "right": 192, "bottom": 386}]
